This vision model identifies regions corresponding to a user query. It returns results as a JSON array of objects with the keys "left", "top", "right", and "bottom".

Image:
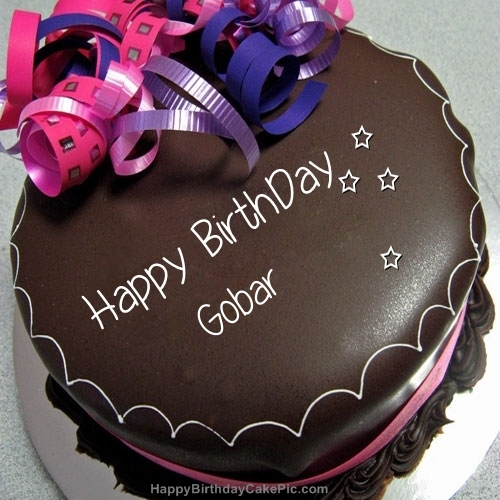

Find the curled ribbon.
[
  {"left": 0, "top": 0, "right": 354, "bottom": 196},
  {"left": 201, "top": 5, "right": 329, "bottom": 134}
]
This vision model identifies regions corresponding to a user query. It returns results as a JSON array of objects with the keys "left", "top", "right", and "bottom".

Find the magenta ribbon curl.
[{"left": 0, "top": 0, "right": 353, "bottom": 196}]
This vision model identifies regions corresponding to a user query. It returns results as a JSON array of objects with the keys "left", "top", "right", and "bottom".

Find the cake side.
[
  {"left": 42, "top": 256, "right": 494, "bottom": 498},
  {"left": 10, "top": 29, "right": 487, "bottom": 480}
]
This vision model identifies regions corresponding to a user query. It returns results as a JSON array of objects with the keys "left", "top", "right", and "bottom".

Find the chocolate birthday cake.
[{"left": 2, "top": 0, "right": 495, "bottom": 498}]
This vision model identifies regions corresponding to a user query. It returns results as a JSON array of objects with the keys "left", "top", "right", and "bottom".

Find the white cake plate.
[{"left": 13, "top": 173, "right": 500, "bottom": 500}]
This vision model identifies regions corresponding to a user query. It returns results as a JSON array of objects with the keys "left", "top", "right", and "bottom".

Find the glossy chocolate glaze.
[
  {"left": 11, "top": 30, "right": 487, "bottom": 478},
  {"left": 44, "top": 256, "right": 494, "bottom": 499}
]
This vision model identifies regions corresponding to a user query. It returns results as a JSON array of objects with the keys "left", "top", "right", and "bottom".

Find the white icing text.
[
  {"left": 197, "top": 269, "right": 276, "bottom": 335},
  {"left": 190, "top": 152, "right": 332, "bottom": 257},
  {"left": 81, "top": 248, "right": 186, "bottom": 330},
  {"left": 81, "top": 151, "right": 331, "bottom": 334}
]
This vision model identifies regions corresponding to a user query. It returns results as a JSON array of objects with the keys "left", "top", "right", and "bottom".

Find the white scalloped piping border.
[{"left": 10, "top": 29, "right": 482, "bottom": 447}]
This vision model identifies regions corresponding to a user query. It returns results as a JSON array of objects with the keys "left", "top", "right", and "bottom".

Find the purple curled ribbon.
[
  {"left": 272, "top": 1, "right": 342, "bottom": 79},
  {"left": 37, "top": 13, "right": 122, "bottom": 80},
  {"left": 201, "top": 4, "right": 329, "bottom": 134},
  {"left": 0, "top": 0, "right": 354, "bottom": 196},
  {"left": 141, "top": 56, "right": 260, "bottom": 173},
  {"left": 226, "top": 32, "right": 327, "bottom": 134}
]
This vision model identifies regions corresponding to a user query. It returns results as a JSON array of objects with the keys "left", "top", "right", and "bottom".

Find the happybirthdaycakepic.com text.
[
  {"left": 150, "top": 483, "right": 329, "bottom": 496},
  {"left": 81, "top": 152, "right": 335, "bottom": 335}
]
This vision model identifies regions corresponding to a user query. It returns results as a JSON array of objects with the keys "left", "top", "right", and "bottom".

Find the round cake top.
[{"left": 10, "top": 25, "right": 484, "bottom": 480}]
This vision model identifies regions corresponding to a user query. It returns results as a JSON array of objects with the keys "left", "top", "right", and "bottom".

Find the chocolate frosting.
[
  {"left": 44, "top": 255, "right": 494, "bottom": 499},
  {"left": 11, "top": 30, "right": 487, "bottom": 478}
]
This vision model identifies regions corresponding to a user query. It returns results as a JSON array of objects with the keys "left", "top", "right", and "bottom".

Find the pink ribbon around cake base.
[{"left": 118, "top": 305, "right": 467, "bottom": 488}]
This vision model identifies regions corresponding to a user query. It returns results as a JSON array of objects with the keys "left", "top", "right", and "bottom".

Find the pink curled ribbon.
[{"left": 0, "top": 0, "right": 354, "bottom": 196}]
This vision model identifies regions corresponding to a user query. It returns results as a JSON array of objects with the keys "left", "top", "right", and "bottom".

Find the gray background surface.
[{"left": 1, "top": 1, "right": 499, "bottom": 498}]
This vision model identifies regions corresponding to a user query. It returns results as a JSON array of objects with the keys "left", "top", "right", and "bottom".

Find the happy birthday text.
[{"left": 82, "top": 151, "right": 334, "bottom": 334}]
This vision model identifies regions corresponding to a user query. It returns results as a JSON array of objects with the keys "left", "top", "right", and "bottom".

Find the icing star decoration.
[
  {"left": 351, "top": 125, "right": 373, "bottom": 149},
  {"left": 381, "top": 246, "right": 402, "bottom": 270},
  {"left": 377, "top": 167, "right": 399, "bottom": 191},
  {"left": 339, "top": 170, "right": 360, "bottom": 193}
]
